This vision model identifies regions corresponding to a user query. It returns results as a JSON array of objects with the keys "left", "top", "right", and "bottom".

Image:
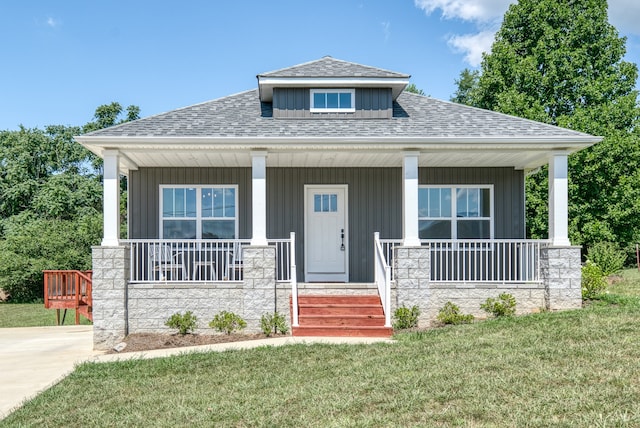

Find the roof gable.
[
  {"left": 257, "top": 56, "right": 410, "bottom": 102},
  {"left": 257, "top": 56, "right": 410, "bottom": 79}
]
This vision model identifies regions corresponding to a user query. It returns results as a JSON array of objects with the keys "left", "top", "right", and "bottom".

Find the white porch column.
[
  {"left": 102, "top": 150, "right": 120, "bottom": 246},
  {"left": 548, "top": 152, "right": 571, "bottom": 246},
  {"left": 251, "top": 150, "right": 268, "bottom": 246},
  {"left": 402, "top": 151, "right": 421, "bottom": 246}
]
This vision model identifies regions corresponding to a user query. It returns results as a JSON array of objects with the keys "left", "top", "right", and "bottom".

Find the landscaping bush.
[
  {"left": 586, "top": 242, "right": 627, "bottom": 276},
  {"left": 165, "top": 311, "right": 198, "bottom": 335},
  {"left": 581, "top": 260, "right": 608, "bottom": 299},
  {"left": 480, "top": 293, "right": 516, "bottom": 317},
  {"left": 436, "top": 302, "right": 474, "bottom": 325},
  {"left": 393, "top": 305, "right": 420, "bottom": 330},
  {"left": 209, "top": 311, "right": 247, "bottom": 335},
  {"left": 260, "top": 312, "right": 289, "bottom": 337}
]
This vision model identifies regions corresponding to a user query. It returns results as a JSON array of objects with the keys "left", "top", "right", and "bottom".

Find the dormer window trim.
[{"left": 310, "top": 89, "right": 355, "bottom": 113}]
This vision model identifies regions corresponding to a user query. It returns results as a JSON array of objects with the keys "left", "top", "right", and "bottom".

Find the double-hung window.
[
  {"left": 161, "top": 185, "right": 237, "bottom": 239},
  {"left": 418, "top": 185, "right": 493, "bottom": 239},
  {"left": 310, "top": 89, "right": 355, "bottom": 112}
]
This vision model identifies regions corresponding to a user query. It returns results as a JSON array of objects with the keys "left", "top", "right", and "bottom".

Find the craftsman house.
[{"left": 76, "top": 57, "right": 600, "bottom": 349}]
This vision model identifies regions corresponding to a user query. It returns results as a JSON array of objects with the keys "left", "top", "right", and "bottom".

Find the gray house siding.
[
  {"left": 129, "top": 166, "right": 524, "bottom": 282},
  {"left": 272, "top": 88, "right": 392, "bottom": 119}
]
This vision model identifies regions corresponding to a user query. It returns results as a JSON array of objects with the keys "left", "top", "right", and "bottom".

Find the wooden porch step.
[
  {"left": 298, "top": 295, "right": 381, "bottom": 305},
  {"left": 292, "top": 326, "right": 393, "bottom": 337},
  {"left": 292, "top": 293, "right": 392, "bottom": 338},
  {"left": 298, "top": 314, "right": 385, "bottom": 327},
  {"left": 77, "top": 303, "right": 93, "bottom": 322},
  {"left": 299, "top": 304, "right": 384, "bottom": 316}
]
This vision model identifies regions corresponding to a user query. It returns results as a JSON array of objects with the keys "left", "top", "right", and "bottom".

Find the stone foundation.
[
  {"left": 91, "top": 244, "right": 280, "bottom": 350},
  {"left": 394, "top": 244, "right": 582, "bottom": 326},
  {"left": 91, "top": 246, "right": 128, "bottom": 350}
]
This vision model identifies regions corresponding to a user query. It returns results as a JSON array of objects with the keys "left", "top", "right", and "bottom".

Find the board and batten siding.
[
  {"left": 129, "top": 166, "right": 524, "bottom": 282},
  {"left": 272, "top": 88, "right": 392, "bottom": 119}
]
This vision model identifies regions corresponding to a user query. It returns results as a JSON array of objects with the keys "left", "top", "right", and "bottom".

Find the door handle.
[{"left": 340, "top": 229, "right": 345, "bottom": 251}]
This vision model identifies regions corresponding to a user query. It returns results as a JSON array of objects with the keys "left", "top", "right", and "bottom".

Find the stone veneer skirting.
[
  {"left": 91, "top": 243, "right": 582, "bottom": 350},
  {"left": 393, "top": 245, "right": 582, "bottom": 327}
]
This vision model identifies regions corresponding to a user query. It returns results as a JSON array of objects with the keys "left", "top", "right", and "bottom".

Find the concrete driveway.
[{"left": 0, "top": 325, "right": 98, "bottom": 419}]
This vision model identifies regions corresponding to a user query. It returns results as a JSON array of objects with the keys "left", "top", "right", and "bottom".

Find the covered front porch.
[{"left": 86, "top": 145, "right": 583, "bottom": 349}]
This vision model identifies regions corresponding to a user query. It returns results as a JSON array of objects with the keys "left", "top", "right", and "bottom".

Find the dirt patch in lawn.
[{"left": 108, "top": 332, "right": 281, "bottom": 354}]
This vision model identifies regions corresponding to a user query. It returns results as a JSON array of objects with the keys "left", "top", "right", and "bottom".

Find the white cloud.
[
  {"left": 46, "top": 17, "right": 59, "bottom": 28},
  {"left": 414, "top": 0, "right": 512, "bottom": 23},
  {"left": 416, "top": 0, "right": 640, "bottom": 67},
  {"left": 381, "top": 21, "right": 391, "bottom": 42},
  {"left": 447, "top": 30, "right": 496, "bottom": 67}
]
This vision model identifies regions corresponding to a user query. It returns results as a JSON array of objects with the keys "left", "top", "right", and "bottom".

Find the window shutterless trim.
[
  {"left": 159, "top": 184, "right": 239, "bottom": 239},
  {"left": 418, "top": 184, "right": 494, "bottom": 239},
  {"left": 310, "top": 89, "right": 356, "bottom": 113}
]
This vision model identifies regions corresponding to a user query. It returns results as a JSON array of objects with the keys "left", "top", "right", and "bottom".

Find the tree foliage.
[
  {"left": 0, "top": 103, "right": 139, "bottom": 302},
  {"left": 454, "top": 0, "right": 640, "bottom": 249},
  {"left": 404, "top": 83, "right": 426, "bottom": 96}
]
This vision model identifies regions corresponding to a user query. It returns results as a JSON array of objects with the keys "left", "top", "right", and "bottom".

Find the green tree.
[
  {"left": 450, "top": 68, "right": 479, "bottom": 105},
  {"left": 404, "top": 83, "right": 426, "bottom": 95},
  {"left": 458, "top": 0, "right": 640, "bottom": 248},
  {"left": 0, "top": 102, "right": 140, "bottom": 301}
]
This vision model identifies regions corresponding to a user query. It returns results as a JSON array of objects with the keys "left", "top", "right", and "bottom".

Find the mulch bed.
[{"left": 108, "top": 332, "right": 277, "bottom": 354}]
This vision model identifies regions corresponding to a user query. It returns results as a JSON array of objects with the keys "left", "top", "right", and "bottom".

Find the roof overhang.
[
  {"left": 75, "top": 135, "right": 602, "bottom": 175},
  {"left": 257, "top": 77, "right": 410, "bottom": 102}
]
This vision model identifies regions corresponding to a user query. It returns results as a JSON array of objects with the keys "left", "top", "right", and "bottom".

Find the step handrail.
[{"left": 374, "top": 232, "right": 392, "bottom": 328}]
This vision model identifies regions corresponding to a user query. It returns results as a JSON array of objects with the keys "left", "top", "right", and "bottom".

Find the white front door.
[{"left": 305, "top": 185, "right": 348, "bottom": 282}]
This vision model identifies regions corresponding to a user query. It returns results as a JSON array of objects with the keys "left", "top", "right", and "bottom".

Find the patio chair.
[
  {"left": 226, "top": 242, "right": 244, "bottom": 281},
  {"left": 149, "top": 244, "right": 187, "bottom": 281}
]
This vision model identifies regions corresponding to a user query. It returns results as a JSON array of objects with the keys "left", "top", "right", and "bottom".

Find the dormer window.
[{"left": 310, "top": 89, "right": 355, "bottom": 113}]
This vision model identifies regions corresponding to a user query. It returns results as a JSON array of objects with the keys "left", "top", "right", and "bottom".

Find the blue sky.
[{"left": 1, "top": 0, "right": 639, "bottom": 131}]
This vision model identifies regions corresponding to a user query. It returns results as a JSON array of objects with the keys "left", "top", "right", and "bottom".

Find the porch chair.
[
  {"left": 226, "top": 242, "right": 244, "bottom": 281},
  {"left": 149, "top": 244, "right": 187, "bottom": 281},
  {"left": 192, "top": 245, "right": 217, "bottom": 281}
]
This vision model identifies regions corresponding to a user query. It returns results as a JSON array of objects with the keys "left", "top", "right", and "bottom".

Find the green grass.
[
  {"left": 3, "top": 272, "right": 640, "bottom": 427},
  {"left": 0, "top": 303, "right": 92, "bottom": 328}
]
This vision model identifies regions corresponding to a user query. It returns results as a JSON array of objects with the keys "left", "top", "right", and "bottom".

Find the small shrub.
[
  {"left": 209, "top": 311, "right": 247, "bottom": 335},
  {"left": 480, "top": 293, "right": 516, "bottom": 317},
  {"left": 165, "top": 311, "right": 198, "bottom": 335},
  {"left": 437, "top": 302, "right": 474, "bottom": 325},
  {"left": 393, "top": 305, "right": 420, "bottom": 330},
  {"left": 581, "top": 260, "right": 608, "bottom": 300},
  {"left": 260, "top": 312, "right": 289, "bottom": 337},
  {"left": 586, "top": 242, "right": 626, "bottom": 276}
]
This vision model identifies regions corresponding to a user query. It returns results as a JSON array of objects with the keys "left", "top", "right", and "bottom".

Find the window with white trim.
[
  {"left": 160, "top": 185, "right": 238, "bottom": 239},
  {"left": 310, "top": 89, "right": 355, "bottom": 112},
  {"left": 418, "top": 185, "right": 493, "bottom": 239}
]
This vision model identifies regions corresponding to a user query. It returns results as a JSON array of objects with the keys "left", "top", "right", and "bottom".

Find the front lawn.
[
  {"left": 0, "top": 303, "right": 92, "bottom": 328},
  {"left": 2, "top": 271, "right": 640, "bottom": 427}
]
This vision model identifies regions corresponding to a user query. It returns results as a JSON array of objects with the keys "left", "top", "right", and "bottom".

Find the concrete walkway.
[{"left": 0, "top": 326, "right": 393, "bottom": 419}]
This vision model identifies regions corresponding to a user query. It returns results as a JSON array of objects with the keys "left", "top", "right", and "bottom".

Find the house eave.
[
  {"left": 76, "top": 134, "right": 602, "bottom": 149},
  {"left": 256, "top": 77, "right": 410, "bottom": 102}
]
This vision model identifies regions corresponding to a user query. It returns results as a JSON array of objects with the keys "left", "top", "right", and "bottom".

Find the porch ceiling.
[{"left": 79, "top": 137, "right": 593, "bottom": 173}]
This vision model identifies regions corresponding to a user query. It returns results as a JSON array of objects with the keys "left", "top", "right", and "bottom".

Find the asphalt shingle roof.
[
  {"left": 84, "top": 89, "right": 593, "bottom": 140},
  {"left": 257, "top": 56, "right": 410, "bottom": 79}
]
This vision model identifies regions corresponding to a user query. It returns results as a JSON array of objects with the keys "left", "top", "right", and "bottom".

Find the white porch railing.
[
  {"left": 429, "top": 240, "right": 545, "bottom": 283},
  {"left": 374, "top": 232, "right": 392, "bottom": 327},
  {"left": 123, "top": 238, "right": 293, "bottom": 283},
  {"left": 378, "top": 239, "right": 547, "bottom": 283}
]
